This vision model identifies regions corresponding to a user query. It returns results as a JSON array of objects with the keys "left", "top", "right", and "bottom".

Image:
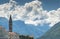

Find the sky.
[
  {"left": 0, "top": 0, "right": 60, "bottom": 38},
  {"left": 0, "top": 0, "right": 60, "bottom": 11},
  {"left": 15, "top": 0, "right": 60, "bottom": 11},
  {"left": 0, "top": 0, "right": 60, "bottom": 27}
]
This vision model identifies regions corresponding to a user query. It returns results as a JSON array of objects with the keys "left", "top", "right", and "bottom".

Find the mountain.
[
  {"left": 0, "top": 17, "right": 8, "bottom": 30},
  {"left": 0, "top": 17, "right": 50, "bottom": 39},
  {"left": 38, "top": 22, "right": 60, "bottom": 39}
]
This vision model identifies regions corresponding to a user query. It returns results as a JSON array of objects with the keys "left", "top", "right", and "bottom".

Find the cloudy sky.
[{"left": 0, "top": 0, "right": 60, "bottom": 27}]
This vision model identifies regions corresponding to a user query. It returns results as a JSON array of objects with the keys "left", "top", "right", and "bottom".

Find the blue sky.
[
  {"left": 41, "top": 0, "right": 60, "bottom": 11},
  {"left": 0, "top": 0, "right": 60, "bottom": 11},
  {"left": 15, "top": 0, "right": 60, "bottom": 11}
]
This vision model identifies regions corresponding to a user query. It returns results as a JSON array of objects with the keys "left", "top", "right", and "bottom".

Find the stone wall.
[{"left": 9, "top": 32, "right": 19, "bottom": 39}]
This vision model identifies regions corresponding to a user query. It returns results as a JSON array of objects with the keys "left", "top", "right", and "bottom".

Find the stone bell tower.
[{"left": 9, "top": 15, "right": 12, "bottom": 32}]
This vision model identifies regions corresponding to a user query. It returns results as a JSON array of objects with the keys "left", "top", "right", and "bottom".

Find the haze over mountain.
[
  {"left": 38, "top": 22, "right": 60, "bottom": 39},
  {"left": 0, "top": 17, "right": 50, "bottom": 39}
]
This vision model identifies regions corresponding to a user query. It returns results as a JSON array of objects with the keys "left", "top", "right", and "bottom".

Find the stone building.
[
  {"left": 0, "top": 26, "right": 20, "bottom": 39},
  {"left": 9, "top": 32, "right": 19, "bottom": 39},
  {"left": 8, "top": 15, "right": 19, "bottom": 39},
  {"left": 0, "top": 26, "right": 8, "bottom": 39}
]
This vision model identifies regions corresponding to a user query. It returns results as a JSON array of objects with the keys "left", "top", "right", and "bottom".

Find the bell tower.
[{"left": 9, "top": 15, "right": 12, "bottom": 32}]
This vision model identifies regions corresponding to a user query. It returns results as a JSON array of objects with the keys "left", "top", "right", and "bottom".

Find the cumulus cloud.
[{"left": 0, "top": 0, "right": 60, "bottom": 27}]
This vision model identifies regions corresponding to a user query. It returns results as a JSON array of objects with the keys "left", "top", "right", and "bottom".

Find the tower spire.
[{"left": 9, "top": 15, "right": 12, "bottom": 32}]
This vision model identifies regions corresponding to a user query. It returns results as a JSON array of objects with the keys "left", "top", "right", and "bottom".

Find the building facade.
[{"left": 0, "top": 26, "right": 8, "bottom": 39}]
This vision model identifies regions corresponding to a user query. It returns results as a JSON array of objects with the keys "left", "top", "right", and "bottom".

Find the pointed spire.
[
  {"left": 9, "top": 15, "right": 12, "bottom": 32},
  {"left": 9, "top": 15, "right": 12, "bottom": 21}
]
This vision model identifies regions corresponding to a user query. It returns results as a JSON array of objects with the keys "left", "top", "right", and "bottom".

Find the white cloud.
[{"left": 0, "top": 0, "right": 60, "bottom": 27}]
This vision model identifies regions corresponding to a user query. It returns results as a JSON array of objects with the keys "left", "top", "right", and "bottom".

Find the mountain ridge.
[
  {"left": 38, "top": 22, "right": 60, "bottom": 39},
  {"left": 0, "top": 17, "right": 50, "bottom": 39}
]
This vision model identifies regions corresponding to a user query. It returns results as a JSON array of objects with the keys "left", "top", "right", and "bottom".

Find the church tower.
[{"left": 9, "top": 15, "right": 12, "bottom": 32}]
